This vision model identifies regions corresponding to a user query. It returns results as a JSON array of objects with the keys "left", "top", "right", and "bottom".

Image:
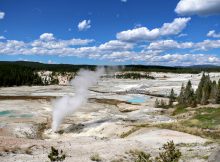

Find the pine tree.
[
  {"left": 191, "top": 95, "right": 197, "bottom": 108},
  {"left": 184, "top": 80, "right": 195, "bottom": 106},
  {"left": 196, "top": 73, "right": 206, "bottom": 103},
  {"left": 210, "top": 80, "right": 218, "bottom": 104},
  {"left": 201, "top": 75, "right": 211, "bottom": 105},
  {"left": 216, "top": 79, "right": 220, "bottom": 104},
  {"left": 169, "top": 88, "right": 175, "bottom": 106},
  {"left": 155, "top": 98, "right": 160, "bottom": 108},
  {"left": 196, "top": 73, "right": 212, "bottom": 105},
  {"left": 161, "top": 99, "right": 166, "bottom": 107},
  {"left": 178, "top": 84, "right": 185, "bottom": 106}
]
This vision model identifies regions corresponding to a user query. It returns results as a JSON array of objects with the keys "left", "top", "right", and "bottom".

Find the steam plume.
[{"left": 52, "top": 68, "right": 104, "bottom": 132}]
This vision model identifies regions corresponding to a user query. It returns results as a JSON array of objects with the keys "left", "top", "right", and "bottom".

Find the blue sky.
[{"left": 0, "top": 0, "right": 220, "bottom": 66}]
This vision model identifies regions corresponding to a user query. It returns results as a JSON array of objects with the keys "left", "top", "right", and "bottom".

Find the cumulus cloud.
[
  {"left": 151, "top": 53, "right": 220, "bottom": 66},
  {"left": 194, "top": 39, "right": 220, "bottom": 50},
  {"left": 175, "top": 0, "right": 220, "bottom": 16},
  {"left": 0, "top": 36, "right": 6, "bottom": 40},
  {"left": 147, "top": 39, "right": 193, "bottom": 50},
  {"left": 101, "top": 51, "right": 220, "bottom": 66},
  {"left": 160, "top": 18, "right": 191, "bottom": 35},
  {"left": 147, "top": 39, "right": 220, "bottom": 51},
  {"left": 0, "top": 11, "right": 5, "bottom": 19},
  {"left": 99, "top": 40, "right": 133, "bottom": 51},
  {"left": 33, "top": 33, "right": 94, "bottom": 49},
  {"left": 32, "top": 38, "right": 94, "bottom": 49},
  {"left": 116, "top": 17, "right": 191, "bottom": 42},
  {"left": 78, "top": 20, "right": 91, "bottom": 31},
  {"left": 0, "top": 32, "right": 220, "bottom": 66},
  {"left": 0, "top": 33, "right": 94, "bottom": 55},
  {"left": 40, "top": 33, "right": 55, "bottom": 41},
  {"left": 207, "top": 30, "right": 220, "bottom": 38},
  {"left": 117, "top": 27, "right": 160, "bottom": 42}
]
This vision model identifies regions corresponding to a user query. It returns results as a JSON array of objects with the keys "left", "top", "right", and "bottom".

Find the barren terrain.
[{"left": 0, "top": 72, "right": 220, "bottom": 162}]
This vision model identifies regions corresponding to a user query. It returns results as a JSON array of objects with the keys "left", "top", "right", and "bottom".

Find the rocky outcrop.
[{"left": 37, "top": 71, "right": 74, "bottom": 85}]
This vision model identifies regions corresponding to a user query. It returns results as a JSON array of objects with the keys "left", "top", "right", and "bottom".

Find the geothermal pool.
[
  {"left": 0, "top": 110, "right": 33, "bottom": 118},
  {"left": 127, "top": 95, "right": 148, "bottom": 104}
]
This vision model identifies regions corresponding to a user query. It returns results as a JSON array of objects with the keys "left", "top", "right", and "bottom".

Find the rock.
[
  {"left": 117, "top": 103, "right": 140, "bottom": 112},
  {"left": 208, "top": 147, "right": 220, "bottom": 162}
]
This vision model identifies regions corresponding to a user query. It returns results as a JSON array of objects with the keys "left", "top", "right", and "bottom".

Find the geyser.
[{"left": 52, "top": 68, "right": 104, "bottom": 132}]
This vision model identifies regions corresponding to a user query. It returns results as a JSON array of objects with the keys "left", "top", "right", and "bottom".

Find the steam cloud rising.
[{"left": 52, "top": 68, "right": 104, "bottom": 132}]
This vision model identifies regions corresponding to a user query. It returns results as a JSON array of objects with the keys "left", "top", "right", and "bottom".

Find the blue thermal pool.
[
  {"left": 0, "top": 110, "right": 12, "bottom": 116},
  {"left": 0, "top": 110, "right": 33, "bottom": 118},
  {"left": 127, "top": 96, "right": 148, "bottom": 104}
]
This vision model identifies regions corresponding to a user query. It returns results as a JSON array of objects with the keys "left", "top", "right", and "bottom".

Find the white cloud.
[
  {"left": 100, "top": 51, "right": 220, "bottom": 66},
  {"left": 0, "top": 32, "right": 220, "bottom": 66},
  {"left": 0, "top": 36, "right": 6, "bottom": 40},
  {"left": 147, "top": 39, "right": 220, "bottom": 51},
  {"left": 195, "top": 39, "right": 220, "bottom": 50},
  {"left": 116, "top": 17, "right": 191, "bottom": 42},
  {"left": 178, "top": 33, "right": 188, "bottom": 37},
  {"left": 0, "top": 34, "right": 94, "bottom": 56},
  {"left": 35, "top": 33, "right": 94, "bottom": 49},
  {"left": 147, "top": 39, "right": 193, "bottom": 50},
  {"left": 78, "top": 20, "right": 91, "bottom": 31},
  {"left": 40, "top": 33, "right": 55, "bottom": 41},
  {"left": 207, "top": 30, "right": 220, "bottom": 38},
  {"left": 117, "top": 27, "right": 160, "bottom": 42},
  {"left": 160, "top": 17, "right": 191, "bottom": 35},
  {"left": 151, "top": 53, "right": 220, "bottom": 66},
  {"left": 99, "top": 40, "right": 133, "bottom": 51},
  {"left": 175, "top": 0, "right": 220, "bottom": 16},
  {"left": 31, "top": 38, "right": 93, "bottom": 49},
  {"left": 0, "top": 11, "right": 5, "bottom": 19}
]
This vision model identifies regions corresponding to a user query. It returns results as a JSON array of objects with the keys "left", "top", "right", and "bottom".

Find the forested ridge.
[
  {"left": 0, "top": 63, "right": 43, "bottom": 87},
  {"left": 1, "top": 61, "right": 220, "bottom": 87}
]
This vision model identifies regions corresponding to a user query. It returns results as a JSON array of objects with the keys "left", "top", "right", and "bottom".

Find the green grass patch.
[
  {"left": 157, "top": 107, "right": 220, "bottom": 140},
  {"left": 183, "top": 107, "right": 220, "bottom": 129},
  {"left": 172, "top": 105, "right": 188, "bottom": 115}
]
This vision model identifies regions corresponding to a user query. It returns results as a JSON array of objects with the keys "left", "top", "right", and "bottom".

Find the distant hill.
[{"left": 188, "top": 65, "right": 220, "bottom": 69}]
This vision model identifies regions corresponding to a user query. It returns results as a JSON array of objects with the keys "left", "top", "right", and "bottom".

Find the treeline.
[
  {"left": 0, "top": 64, "right": 43, "bottom": 87},
  {"left": 0, "top": 61, "right": 96, "bottom": 72},
  {"left": 115, "top": 72, "right": 155, "bottom": 79},
  {"left": 123, "top": 65, "right": 220, "bottom": 73},
  {"left": 178, "top": 73, "right": 220, "bottom": 107},
  {"left": 1, "top": 61, "right": 220, "bottom": 73}
]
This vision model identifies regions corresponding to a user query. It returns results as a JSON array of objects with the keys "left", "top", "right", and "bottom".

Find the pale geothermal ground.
[{"left": 0, "top": 72, "right": 220, "bottom": 162}]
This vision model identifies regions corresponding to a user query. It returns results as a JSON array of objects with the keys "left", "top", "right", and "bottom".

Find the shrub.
[
  {"left": 155, "top": 141, "right": 181, "bottom": 162},
  {"left": 135, "top": 151, "right": 152, "bottom": 162},
  {"left": 48, "top": 146, "right": 66, "bottom": 162},
  {"left": 90, "top": 153, "right": 102, "bottom": 161},
  {"left": 130, "top": 141, "right": 181, "bottom": 162}
]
